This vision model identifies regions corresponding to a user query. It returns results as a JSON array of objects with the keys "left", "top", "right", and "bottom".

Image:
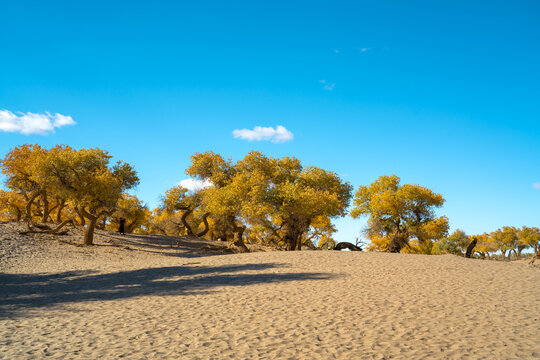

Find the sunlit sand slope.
[{"left": 1, "top": 225, "right": 538, "bottom": 359}]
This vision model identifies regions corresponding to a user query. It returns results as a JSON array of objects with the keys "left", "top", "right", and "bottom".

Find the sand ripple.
[{"left": 1, "top": 226, "right": 539, "bottom": 359}]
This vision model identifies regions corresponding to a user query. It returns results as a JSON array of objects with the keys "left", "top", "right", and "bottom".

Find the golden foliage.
[
  {"left": 351, "top": 175, "right": 448, "bottom": 253},
  {"left": 0, "top": 144, "right": 138, "bottom": 245}
]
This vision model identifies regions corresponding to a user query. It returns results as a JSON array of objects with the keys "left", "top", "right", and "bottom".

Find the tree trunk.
[
  {"left": 56, "top": 201, "right": 66, "bottom": 223},
  {"left": 501, "top": 250, "right": 507, "bottom": 261},
  {"left": 96, "top": 217, "right": 107, "bottom": 230},
  {"left": 282, "top": 219, "right": 308, "bottom": 251},
  {"left": 126, "top": 221, "right": 138, "bottom": 234},
  {"left": 74, "top": 207, "right": 86, "bottom": 226},
  {"left": 295, "top": 233, "right": 302, "bottom": 250},
  {"left": 303, "top": 240, "right": 317, "bottom": 250},
  {"left": 196, "top": 213, "right": 210, "bottom": 237},
  {"left": 40, "top": 192, "right": 50, "bottom": 223},
  {"left": 535, "top": 244, "right": 539, "bottom": 256},
  {"left": 465, "top": 238, "right": 477, "bottom": 258},
  {"left": 388, "top": 239, "right": 402, "bottom": 253},
  {"left": 282, "top": 232, "right": 302, "bottom": 251},
  {"left": 24, "top": 193, "right": 40, "bottom": 222},
  {"left": 388, "top": 233, "right": 407, "bottom": 253},
  {"left": 84, "top": 215, "right": 98, "bottom": 245},
  {"left": 231, "top": 226, "right": 249, "bottom": 253},
  {"left": 284, "top": 234, "right": 295, "bottom": 251},
  {"left": 180, "top": 209, "right": 194, "bottom": 235}
]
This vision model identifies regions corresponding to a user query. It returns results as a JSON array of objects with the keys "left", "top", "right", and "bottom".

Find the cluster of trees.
[
  {"left": 149, "top": 151, "right": 353, "bottom": 252},
  {"left": 435, "top": 226, "right": 540, "bottom": 259},
  {"left": 351, "top": 174, "right": 449, "bottom": 253},
  {"left": 1, "top": 144, "right": 538, "bottom": 257},
  {"left": 0, "top": 144, "right": 139, "bottom": 245},
  {"left": 349, "top": 175, "right": 540, "bottom": 258},
  {"left": 1, "top": 146, "right": 352, "bottom": 251}
]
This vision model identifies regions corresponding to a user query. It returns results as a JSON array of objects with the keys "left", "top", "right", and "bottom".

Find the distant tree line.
[
  {"left": 1, "top": 144, "right": 538, "bottom": 257},
  {"left": 434, "top": 226, "right": 540, "bottom": 260}
]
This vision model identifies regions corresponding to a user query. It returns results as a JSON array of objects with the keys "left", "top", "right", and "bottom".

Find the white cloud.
[
  {"left": 359, "top": 47, "right": 371, "bottom": 52},
  {"left": 0, "top": 110, "right": 75, "bottom": 135},
  {"left": 323, "top": 83, "right": 336, "bottom": 91},
  {"left": 319, "top": 80, "right": 336, "bottom": 91},
  {"left": 533, "top": 183, "right": 540, "bottom": 190},
  {"left": 177, "top": 178, "right": 213, "bottom": 192},
  {"left": 232, "top": 125, "right": 294, "bottom": 143}
]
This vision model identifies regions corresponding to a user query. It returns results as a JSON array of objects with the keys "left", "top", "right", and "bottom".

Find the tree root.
[{"left": 20, "top": 219, "right": 76, "bottom": 235}]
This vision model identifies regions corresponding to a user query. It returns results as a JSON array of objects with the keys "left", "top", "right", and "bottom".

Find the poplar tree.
[{"left": 351, "top": 175, "right": 449, "bottom": 253}]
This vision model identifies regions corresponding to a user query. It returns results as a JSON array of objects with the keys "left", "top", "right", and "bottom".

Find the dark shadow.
[
  {"left": 0, "top": 263, "right": 334, "bottom": 318},
  {"left": 91, "top": 231, "right": 233, "bottom": 258}
]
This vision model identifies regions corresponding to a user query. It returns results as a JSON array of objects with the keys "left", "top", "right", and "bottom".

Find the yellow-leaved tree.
[
  {"left": 162, "top": 185, "right": 209, "bottom": 237},
  {"left": 0, "top": 144, "right": 50, "bottom": 222},
  {"left": 517, "top": 226, "right": 540, "bottom": 256},
  {"left": 433, "top": 229, "right": 470, "bottom": 256},
  {"left": 469, "top": 233, "right": 498, "bottom": 259},
  {"left": 177, "top": 151, "right": 352, "bottom": 252},
  {"left": 105, "top": 193, "right": 148, "bottom": 234},
  {"left": 0, "top": 190, "right": 26, "bottom": 221},
  {"left": 491, "top": 226, "right": 518, "bottom": 260},
  {"left": 351, "top": 175, "right": 449, "bottom": 253},
  {"left": 237, "top": 151, "right": 352, "bottom": 251},
  {"left": 185, "top": 151, "right": 252, "bottom": 252},
  {"left": 47, "top": 146, "right": 139, "bottom": 245}
]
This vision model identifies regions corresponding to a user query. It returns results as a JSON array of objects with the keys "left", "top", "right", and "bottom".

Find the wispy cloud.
[
  {"left": 177, "top": 178, "right": 213, "bottom": 192},
  {"left": 0, "top": 110, "right": 75, "bottom": 135},
  {"left": 533, "top": 183, "right": 540, "bottom": 190},
  {"left": 333, "top": 49, "right": 340, "bottom": 54},
  {"left": 319, "top": 80, "right": 336, "bottom": 91},
  {"left": 359, "top": 47, "right": 371, "bottom": 52},
  {"left": 232, "top": 125, "right": 293, "bottom": 143}
]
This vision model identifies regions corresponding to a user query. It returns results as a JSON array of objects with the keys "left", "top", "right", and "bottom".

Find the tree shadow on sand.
[
  {"left": 92, "top": 232, "right": 242, "bottom": 258},
  {"left": 0, "top": 263, "right": 334, "bottom": 318}
]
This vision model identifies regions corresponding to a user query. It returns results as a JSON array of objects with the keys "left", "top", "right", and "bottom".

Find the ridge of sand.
[{"left": 1, "top": 222, "right": 539, "bottom": 359}]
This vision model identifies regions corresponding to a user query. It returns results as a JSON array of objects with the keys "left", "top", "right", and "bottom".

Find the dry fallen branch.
[
  {"left": 20, "top": 219, "right": 76, "bottom": 236},
  {"left": 334, "top": 242, "right": 363, "bottom": 251}
]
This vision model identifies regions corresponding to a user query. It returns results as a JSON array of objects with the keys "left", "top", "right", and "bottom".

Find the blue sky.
[{"left": 1, "top": 0, "right": 539, "bottom": 243}]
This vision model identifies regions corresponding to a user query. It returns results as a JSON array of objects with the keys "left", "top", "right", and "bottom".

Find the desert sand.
[{"left": 1, "top": 222, "right": 539, "bottom": 359}]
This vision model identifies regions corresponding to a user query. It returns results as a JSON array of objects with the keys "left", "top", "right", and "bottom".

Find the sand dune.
[{"left": 1, "top": 223, "right": 539, "bottom": 359}]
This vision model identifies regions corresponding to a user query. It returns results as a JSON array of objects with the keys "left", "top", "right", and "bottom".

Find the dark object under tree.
[
  {"left": 333, "top": 242, "right": 363, "bottom": 251},
  {"left": 465, "top": 237, "right": 477, "bottom": 258}
]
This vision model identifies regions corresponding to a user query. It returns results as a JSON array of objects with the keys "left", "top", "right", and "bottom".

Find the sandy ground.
[{"left": 1, "top": 222, "right": 539, "bottom": 359}]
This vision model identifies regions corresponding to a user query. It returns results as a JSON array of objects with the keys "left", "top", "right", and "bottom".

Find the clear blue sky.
[{"left": 1, "top": 0, "right": 539, "bottom": 243}]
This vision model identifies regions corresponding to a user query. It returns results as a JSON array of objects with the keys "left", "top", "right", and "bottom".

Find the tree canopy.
[
  {"left": 351, "top": 175, "right": 449, "bottom": 253},
  {"left": 2, "top": 145, "right": 538, "bottom": 257},
  {"left": 237, "top": 151, "right": 353, "bottom": 250},
  {"left": 0, "top": 144, "right": 139, "bottom": 245},
  {"left": 156, "top": 150, "right": 352, "bottom": 251}
]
